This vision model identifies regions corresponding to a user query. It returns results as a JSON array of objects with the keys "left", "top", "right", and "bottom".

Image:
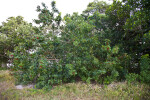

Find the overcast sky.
[{"left": 0, "top": 0, "right": 112, "bottom": 25}]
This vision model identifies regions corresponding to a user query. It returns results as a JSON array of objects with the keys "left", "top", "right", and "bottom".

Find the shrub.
[
  {"left": 125, "top": 73, "right": 139, "bottom": 84},
  {"left": 9, "top": 1, "right": 132, "bottom": 89},
  {"left": 139, "top": 54, "right": 150, "bottom": 84},
  {"left": 10, "top": 22, "right": 123, "bottom": 89}
]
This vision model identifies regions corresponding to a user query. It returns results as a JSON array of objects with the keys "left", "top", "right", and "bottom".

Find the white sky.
[{"left": 0, "top": 0, "right": 112, "bottom": 25}]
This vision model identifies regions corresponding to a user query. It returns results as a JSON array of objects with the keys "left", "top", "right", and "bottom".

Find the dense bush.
[
  {"left": 1, "top": 0, "right": 149, "bottom": 89},
  {"left": 125, "top": 73, "right": 139, "bottom": 84},
  {"left": 11, "top": 20, "right": 122, "bottom": 88},
  {"left": 139, "top": 54, "right": 150, "bottom": 84}
]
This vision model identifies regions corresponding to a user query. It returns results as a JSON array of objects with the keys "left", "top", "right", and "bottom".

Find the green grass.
[
  {"left": 0, "top": 70, "right": 150, "bottom": 100},
  {"left": 0, "top": 67, "right": 8, "bottom": 70}
]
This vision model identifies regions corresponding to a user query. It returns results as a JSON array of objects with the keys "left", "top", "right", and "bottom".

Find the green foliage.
[
  {"left": 83, "top": 0, "right": 109, "bottom": 14},
  {"left": 105, "top": 0, "right": 150, "bottom": 75},
  {"left": 125, "top": 73, "right": 139, "bottom": 84},
  {"left": 1, "top": 0, "right": 149, "bottom": 89},
  {"left": 140, "top": 54, "right": 150, "bottom": 84},
  {"left": 10, "top": 5, "right": 124, "bottom": 88},
  {"left": 1, "top": 71, "right": 150, "bottom": 100},
  {"left": 62, "top": 14, "right": 122, "bottom": 84},
  {"left": 8, "top": 1, "right": 63, "bottom": 89},
  {"left": 0, "top": 16, "right": 35, "bottom": 66}
]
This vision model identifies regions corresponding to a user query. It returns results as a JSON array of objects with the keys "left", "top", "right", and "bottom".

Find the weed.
[{"left": 0, "top": 70, "right": 150, "bottom": 100}]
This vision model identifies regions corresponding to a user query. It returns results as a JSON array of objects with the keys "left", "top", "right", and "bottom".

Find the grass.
[
  {"left": 0, "top": 67, "right": 7, "bottom": 70},
  {"left": 0, "top": 70, "right": 150, "bottom": 100}
]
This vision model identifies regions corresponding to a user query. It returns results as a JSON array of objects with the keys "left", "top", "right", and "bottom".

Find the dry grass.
[
  {"left": 0, "top": 70, "right": 150, "bottom": 100},
  {"left": 0, "top": 70, "right": 16, "bottom": 100}
]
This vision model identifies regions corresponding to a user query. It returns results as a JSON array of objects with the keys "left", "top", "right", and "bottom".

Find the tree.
[
  {"left": 62, "top": 13, "right": 121, "bottom": 84},
  {"left": 34, "top": 1, "right": 62, "bottom": 35},
  {"left": 7, "top": 0, "right": 150, "bottom": 88},
  {"left": 0, "top": 16, "right": 35, "bottom": 67},
  {"left": 10, "top": 1, "right": 122, "bottom": 88},
  {"left": 106, "top": 0, "right": 150, "bottom": 73},
  {"left": 105, "top": 0, "right": 130, "bottom": 45},
  {"left": 83, "top": 0, "right": 109, "bottom": 15},
  {"left": 10, "top": 1, "right": 64, "bottom": 89}
]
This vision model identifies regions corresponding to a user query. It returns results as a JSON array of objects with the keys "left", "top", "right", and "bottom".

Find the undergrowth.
[{"left": 0, "top": 70, "right": 150, "bottom": 100}]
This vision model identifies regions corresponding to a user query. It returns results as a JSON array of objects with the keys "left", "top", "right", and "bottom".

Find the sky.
[{"left": 0, "top": 0, "right": 113, "bottom": 25}]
